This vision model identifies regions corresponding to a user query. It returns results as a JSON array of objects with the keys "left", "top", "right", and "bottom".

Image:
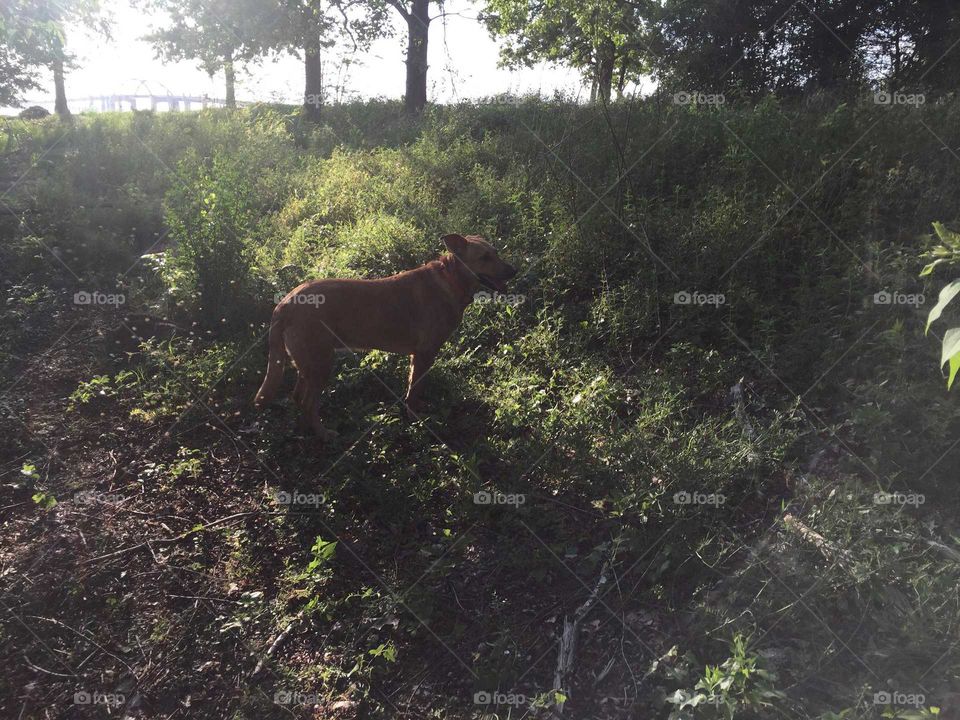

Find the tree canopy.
[
  {"left": 141, "top": 0, "right": 277, "bottom": 105},
  {"left": 483, "top": 0, "right": 653, "bottom": 102},
  {"left": 0, "top": 0, "right": 106, "bottom": 110},
  {"left": 485, "top": 0, "right": 960, "bottom": 101}
]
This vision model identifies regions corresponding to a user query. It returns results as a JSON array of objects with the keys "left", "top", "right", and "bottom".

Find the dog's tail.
[{"left": 254, "top": 309, "right": 287, "bottom": 409}]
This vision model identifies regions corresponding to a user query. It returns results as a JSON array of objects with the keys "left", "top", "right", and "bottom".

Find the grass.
[{"left": 0, "top": 97, "right": 958, "bottom": 718}]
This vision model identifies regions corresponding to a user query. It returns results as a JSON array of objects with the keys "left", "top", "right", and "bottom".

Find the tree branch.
[{"left": 385, "top": 0, "right": 409, "bottom": 20}]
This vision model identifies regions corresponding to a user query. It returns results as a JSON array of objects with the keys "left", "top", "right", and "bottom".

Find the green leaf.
[
  {"left": 921, "top": 259, "right": 947, "bottom": 277},
  {"left": 926, "top": 280, "right": 960, "bottom": 333},
  {"left": 950, "top": 353, "right": 960, "bottom": 390},
  {"left": 305, "top": 537, "right": 338, "bottom": 574},
  {"left": 933, "top": 221, "right": 960, "bottom": 248},
  {"left": 369, "top": 641, "right": 397, "bottom": 662},
  {"left": 31, "top": 492, "right": 57, "bottom": 509},
  {"left": 941, "top": 328, "right": 960, "bottom": 389}
]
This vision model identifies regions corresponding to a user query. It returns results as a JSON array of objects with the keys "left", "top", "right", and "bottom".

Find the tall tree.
[
  {"left": 650, "top": 0, "right": 762, "bottom": 95},
  {"left": 0, "top": 0, "right": 107, "bottom": 116},
  {"left": 784, "top": 0, "right": 873, "bottom": 93},
  {"left": 384, "top": 0, "right": 433, "bottom": 113},
  {"left": 647, "top": 0, "right": 960, "bottom": 98},
  {"left": 483, "top": 0, "right": 651, "bottom": 103},
  {"left": 273, "top": 0, "right": 389, "bottom": 121},
  {"left": 482, "top": 0, "right": 960, "bottom": 101},
  {"left": 0, "top": 3, "right": 53, "bottom": 107},
  {"left": 141, "top": 0, "right": 275, "bottom": 107},
  {"left": 877, "top": 0, "right": 960, "bottom": 94},
  {"left": 143, "top": 0, "right": 386, "bottom": 120}
]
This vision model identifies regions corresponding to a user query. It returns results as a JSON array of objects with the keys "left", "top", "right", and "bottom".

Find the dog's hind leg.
[
  {"left": 254, "top": 314, "right": 287, "bottom": 409},
  {"left": 295, "top": 345, "right": 337, "bottom": 440}
]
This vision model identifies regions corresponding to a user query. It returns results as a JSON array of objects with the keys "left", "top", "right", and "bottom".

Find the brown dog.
[{"left": 254, "top": 234, "right": 517, "bottom": 438}]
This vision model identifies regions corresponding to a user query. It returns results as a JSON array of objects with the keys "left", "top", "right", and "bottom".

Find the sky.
[{"left": 8, "top": 0, "right": 602, "bottom": 113}]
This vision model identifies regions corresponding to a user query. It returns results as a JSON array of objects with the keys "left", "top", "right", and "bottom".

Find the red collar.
[{"left": 437, "top": 254, "right": 474, "bottom": 306}]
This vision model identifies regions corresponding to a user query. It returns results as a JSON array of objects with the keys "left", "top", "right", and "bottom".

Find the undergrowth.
[{"left": 1, "top": 98, "right": 958, "bottom": 718}]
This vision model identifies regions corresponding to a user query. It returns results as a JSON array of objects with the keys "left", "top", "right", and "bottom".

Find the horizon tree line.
[{"left": 2, "top": 0, "right": 960, "bottom": 120}]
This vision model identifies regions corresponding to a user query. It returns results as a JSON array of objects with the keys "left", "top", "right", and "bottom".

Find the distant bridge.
[{"left": 20, "top": 94, "right": 253, "bottom": 113}]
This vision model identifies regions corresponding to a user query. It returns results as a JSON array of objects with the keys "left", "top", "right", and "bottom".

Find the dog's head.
[{"left": 442, "top": 234, "right": 517, "bottom": 292}]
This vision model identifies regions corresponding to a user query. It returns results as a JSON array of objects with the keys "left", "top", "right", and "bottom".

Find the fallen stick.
[
  {"left": 729, "top": 380, "right": 757, "bottom": 441},
  {"left": 252, "top": 611, "right": 305, "bottom": 677},
  {"left": 925, "top": 539, "right": 960, "bottom": 563},
  {"left": 552, "top": 558, "right": 613, "bottom": 715},
  {"left": 783, "top": 513, "right": 851, "bottom": 567},
  {"left": 81, "top": 511, "right": 258, "bottom": 564},
  {"left": 729, "top": 380, "right": 760, "bottom": 463}
]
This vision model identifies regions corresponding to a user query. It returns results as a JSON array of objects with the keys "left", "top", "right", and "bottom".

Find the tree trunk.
[
  {"left": 893, "top": 31, "right": 902, "bottom": 83},
  {"left": 404, "top": 0, "right": 430, "bottom": 115},
  {"left": 224, "top": 59, "right": 236, "bottom": 109},
  {"left": 616, "top": 55, "right": 627, "bottom": 97},
  {"left": 52, "top": 37, "right": 70, "bottom": 119},
  {"left": 595, "top": 39, "right": 615, "bottom": 104},
  {"left": 303, "top": 37, "right": 323, "bottom": 122},
  {"left": 912, "top": 0, "right": 952, "bottom": 89}
]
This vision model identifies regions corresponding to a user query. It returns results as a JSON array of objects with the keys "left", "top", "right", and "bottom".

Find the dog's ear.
[{"left": 442, "top": 233, "right": 468, "bottom": 257}]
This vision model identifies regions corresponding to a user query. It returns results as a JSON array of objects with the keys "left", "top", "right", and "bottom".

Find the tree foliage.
[
  {"left": 485, "top": 0, "right": 960, "bottom": 101},
  {"left": 483, "top": 0, "right": 653, "bottom": 102},
  {"left": 140, "top": 0, "right": 277, "bottom": 104},
  {"left": 0, "top": 0, "right": 105, "bottom": 108},
  {"left": 140, "top": 0, "right": 389, "bottom": 115}
]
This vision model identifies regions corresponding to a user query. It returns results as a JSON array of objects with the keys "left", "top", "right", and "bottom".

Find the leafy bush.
[{"left": 921, "top": 222, "right": 960, "bottom": 387}]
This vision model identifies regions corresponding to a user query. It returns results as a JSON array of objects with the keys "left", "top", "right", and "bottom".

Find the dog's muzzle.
[{"left": 479, "top": 265, "right": 516, "bottom": 293}]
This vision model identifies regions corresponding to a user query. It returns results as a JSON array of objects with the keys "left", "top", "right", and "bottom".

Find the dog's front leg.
[{"left": 405, "top": 351, "right": 437, "bottom": 419}]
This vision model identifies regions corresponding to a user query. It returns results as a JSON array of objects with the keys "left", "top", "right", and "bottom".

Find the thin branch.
[
  {"left": 384, "top": 0, "right": 409, "bottom": 20},
  {"left": 429, "top": 10, "right": 480, "bottom": 22},
  {"left": 552, "top": 553, "right": 616, "bottom": 714},
  {"left": 251, "top": 610, "right": 306, "bottom": 677},
  {"left": 80, "top": 511, "right": 260, "bottom": 564}
]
